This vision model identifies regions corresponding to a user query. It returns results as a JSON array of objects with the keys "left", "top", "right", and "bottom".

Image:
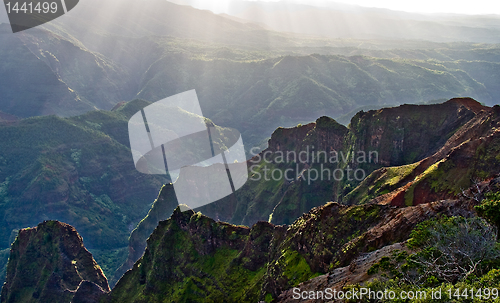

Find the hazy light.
[
  {"left": 326, "top": 0, "right": 500, "bottom": 15},
  {"left": 176, "top": 0, "right": 500, "bottom": 16}
]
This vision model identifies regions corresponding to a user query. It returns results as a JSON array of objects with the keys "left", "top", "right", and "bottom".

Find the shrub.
[
  {"left": 476, "top": 191, "right": 500, "bottom": 231},
  {"left": 406, "top": 217, "right": 500, "bottom": 285}
]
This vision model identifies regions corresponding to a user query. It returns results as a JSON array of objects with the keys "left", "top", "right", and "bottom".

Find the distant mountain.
[
  {"left": 221, "top": 1, "right": 500, "bottom": 43},
  {"left": 3, "top": 18, "right": 500, "bottom": 149},
  {"left": 2, "top": 0, "right": 500, "bottom": 150},
  {"left": 45, "top": 0, "right": 273, "bottom": 45},
  {"left": 133, "top": 52, "right": 500, "bottom": 149},
  {"left": 0, "top": 24, "right": 132, "bottom": 117},
  {"left": 0, "top": 100, "right": 168, "bottom": 280},
  {"left": 0, "top": 0, "right": 284, "bottom": 118},
  {"left": 1, "top": 1, "right": 500, "bottom": 116}
]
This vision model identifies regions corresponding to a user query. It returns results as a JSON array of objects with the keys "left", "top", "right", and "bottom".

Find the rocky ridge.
[
  {"left": 117, "top": 98, "right": 494, "bottom": 281},
  {"left": 0, "top": 221, "right": 109, "bottom": 303},
  {"left": 3, "top": 98, "right": 500, "bottom": 302},
  {"left": 104, "top": 195, "right": 475, "bottom": 302}
]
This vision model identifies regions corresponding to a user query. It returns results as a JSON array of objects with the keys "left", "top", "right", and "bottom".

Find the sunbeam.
[{"left": 168, "top": 0, "right": 500, "bottom": 16}]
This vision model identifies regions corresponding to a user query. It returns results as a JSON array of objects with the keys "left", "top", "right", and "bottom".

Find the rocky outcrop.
[
  {"left": 104, "top": 207, "right": 274, "bottom": 302},
  {"left": 274, "top": 195, "right": 484, "bottom": 303},
  {"left": 205, "top": 98, "right": 488, "bottom": 223},
  {"left": 0, "top": 221, "right": 109, "bottom": 303},
  {"left": 346, "top": 103, "right": 500, "bottom": 207},
  {"left": 276, "top": 242, "right": 412, "bottom": 303},
  {"left": 259, "top": 198, "right": 475, "bottom": 300},
  {"left": 103, "top": 192, "right": 475, "bottom": 302},
  {"left": 115, "top": 98, "right": 495, "bottom": 283},
  {"left": 348, "top": 97, "right": 483, "bottom": 167}
]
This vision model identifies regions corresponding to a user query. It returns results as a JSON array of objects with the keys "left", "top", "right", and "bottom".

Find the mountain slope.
[
  {"left": 224, "top": 1, "right": 500, "bottom": 43},
  {"left": 0, "top": 24, "right": 132, "bottom": 117},
  {"left": 346, "top": 100, "right": 500, "bottom": 206},
  {"left": 0, "top": 100, "right": 167, "bottom": 251},
  {"left": 0, "top": 221, "right": 109, "bottom": 303},
  {"left": 2, "top": 0, "right": 500, "bottom": 138},
  {"left": 0, "top": 100, "right": 172, "bottom": 283},
  {"left": 0, "top": 196, "right": 479, "bottom": 302},
  {"left": 105, "top": 98, "right": 500, "bottom": 301},
  {"left": 117, "top": 98, "right": 498, "bottom": 282},
  {"left": 3, "top": 0, "right": 500, "bottom": 151},
  {"left": 104, "top": 198, "right": 474, "bottom": 302},
  {"left": 0, "top": 97, "right": 247, "bottom": 284},
  {"left": 4, "top": 98, "right": 500, "bottom": 301},
  {"left": 138, "top": 98, "right": 484, "bottom": 224},
  {"left": 135, "top": 53, "right": 499, "bottom": 149}
]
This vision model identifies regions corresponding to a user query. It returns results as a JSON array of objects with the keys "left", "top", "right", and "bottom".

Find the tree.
[
  {"left": 405, "top": 217, "right": 500, "bottom": 285},
  {"left": 475, "top": 191, "right": 500, "bottom": 232}
]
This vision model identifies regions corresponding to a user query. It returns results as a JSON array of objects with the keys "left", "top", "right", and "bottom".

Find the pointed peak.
[
  {"left": 171, "top": 205, "right": 196, "bottom": 222},
  {"left": 445, "top": 97, "right": 488, "bottom": 114}
]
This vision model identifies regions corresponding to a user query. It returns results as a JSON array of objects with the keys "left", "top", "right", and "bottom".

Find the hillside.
[
  {"left": 3, "top": 99, "right": 500, "bottom": 301},
  {"left": 3, "top": 1, "right": 500, "bottom": 301},
  {"left": 223, "top": 1, "right": 500, "bottom": 43},
  {"left": 0, "top": 100, "right": 168, "bottom": 280},
  {"left": 0, "top": 24, "right": 131, "bottom": 117},
  {"left": 116, "top": 98, "right": 500, "bottom": 283},
  {"left": 0, "top": 97, "right": 247, "bottom": 284},
  {"left": 0, "top": 221, "right": 109, "bottom": 303},
  {"left": 3, "top": 23, "right": 500, "bottom": 148},
  {"left": 104, "top": 200, "right": 474, "bottom": 303},
  {"left": 133, "top": 53, "right": 500, "bottom": 149},
  {"left": 2, "top": 192, "right": 485, "bottom": 302},
  {"left": 2, "top": 0, "right": 500, "bottom": 149}
]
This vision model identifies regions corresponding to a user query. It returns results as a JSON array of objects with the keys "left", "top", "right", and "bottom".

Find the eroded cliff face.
[
  {"left": 5, "top": 98, "right": 499, "bottom": 302},
  {"left": 204, "top": 98, "right": 488, "bottom": 222},
  {"left": 103, "top": 195, "right": 475, "bottom": 302},
  {"left": 346, "top": 102, "right": 500, "bottom": 207},
  {"left": 104, "top": 207, "right": 278, "bottom": 302},
  {"left": 117, "top": 98, "right": 494, "bottom": 282},
  {"left": 0, "top": 221, "right": 109, "bottom": 303},
  {"left": 276, "top": 178, "right": 500, "bottom": 303},
  {"left": 111, "top": 184, "right": 179, "bottom": 286},
  {"left": 347, "top": 98, "right": 482, "bottom": 167},
  {"left": 0, "top": 197, "right": 478, "bottom": 302}
]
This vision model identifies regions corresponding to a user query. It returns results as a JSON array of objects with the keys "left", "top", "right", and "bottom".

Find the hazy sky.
[
  {"left": 184, "top": 0, "right": 500, "bottom": 15},
  {"left": 318, "top": 0, "right": 500, "bottom": 15}
]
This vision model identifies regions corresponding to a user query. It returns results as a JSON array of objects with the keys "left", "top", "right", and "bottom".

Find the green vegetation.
[
  {"left": 348, "top": 215, "right": 500, "bottom": 302},
  {"left": 476, "top": 191, "right": 500, "bottom": 231},
  {"left": 4, "top": 16, "right": 500, "bottom": 150},
  {"left": 345, "top": 163, "right": 419, "bottom": 204},
  {"left": 281, "top": 250, "right": 318, "bottom": 287},
  {"left": 88, "top": 247, "right": 128, "bottom": 281},
  {"left": 0, "top": 101, "right": 169, "bottom": 285},
  {"left": 106, "top": 202, "right": 395, "bottom": 302},
  {"left": 1, "top": 221, "right": 109, "bottom": 303},
  {"left": 2, "top": 2, "right": 500, "bottom": 301},
  {"left": 106, "top": 210, "right": 269, "bottom": 303}
]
